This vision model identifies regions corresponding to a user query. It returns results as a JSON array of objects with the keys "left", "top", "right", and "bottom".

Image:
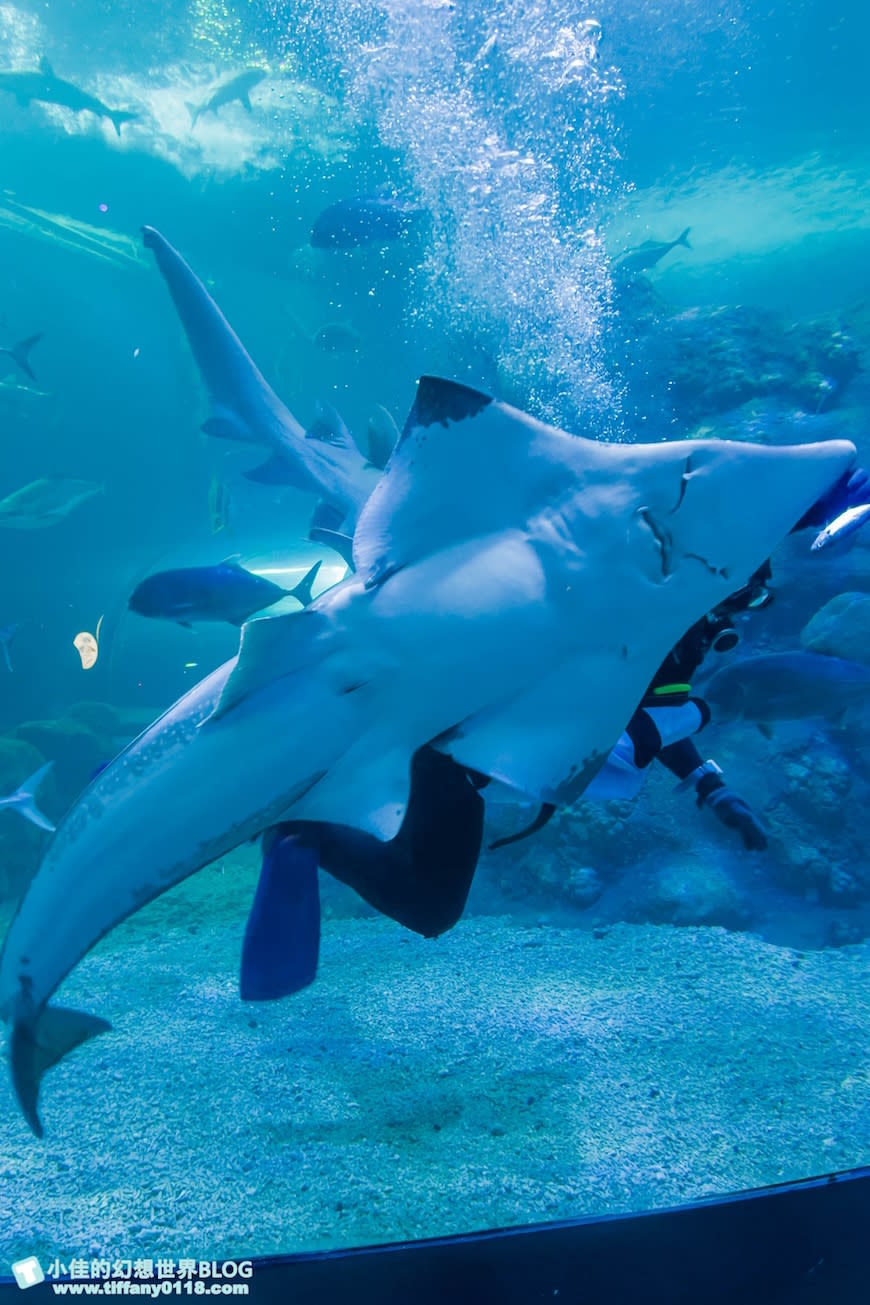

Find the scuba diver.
[{"left": 240, "top": 465, "right": 870, "bottom": 1002}]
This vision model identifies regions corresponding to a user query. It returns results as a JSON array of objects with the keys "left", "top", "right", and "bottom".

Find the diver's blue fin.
[{"left": 240, "top": 833, "right": 321, "bottom": 1001}]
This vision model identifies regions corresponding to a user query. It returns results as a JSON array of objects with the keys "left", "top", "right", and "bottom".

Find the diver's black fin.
[
  {"left": 489, "top": 803, "right": 557, "bottom": 850},
  {"left": 240, "top": 834, "right": 320, "bottom": 1000}
]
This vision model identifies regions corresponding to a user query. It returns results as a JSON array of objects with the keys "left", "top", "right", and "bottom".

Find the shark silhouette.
[
  {"left": 186, "top": 68, "right": 265, "bottom": 127},
  {"left": 0, "top": 58, "right": 137, "bottom": 135}
]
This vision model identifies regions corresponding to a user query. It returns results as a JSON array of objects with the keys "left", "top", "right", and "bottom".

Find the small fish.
[
  {"left": 186, "top": 69, "right": 266, "bottom": 128},
  {"left": 0, "top": 762, "right": 55, "bottom": 833},
  {"left": 0, "top": 58, "right": 137, "bottom": 135},
  {"left": 811, "top": 504, "right": 870, "bottom": 552},
  {"left": 0, "top": 476, "right": 103, "bottom": 529},
  {"left": 128, "top": 559, "right": 322, "bottom": 627},
  {"left": 616, "top": 227, "right": 692, "bottom": 277},
  {"left": 310, "top": 195, "right": 424, "bottom": 249},
  {"left": 0, "top": 624, "right": 17, "bottom": 672},
  {"left": 0, "top": 333, "right": 42, "bottom": 385},
  {"left": 73, "top": 616, "right": 103, "bottom": 671},
  {"left": 703, "top": 651, "right": 870, "bottom": 730},
  {"left": 208, "top": 473, "right": 233, "bottom": 535},
  {"left": 313, "top": 323, "right": 361, "bottom": 353}
]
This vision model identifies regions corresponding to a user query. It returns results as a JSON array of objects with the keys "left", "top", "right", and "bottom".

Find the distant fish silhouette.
[
  {"left": 310, "top": 194, "right": 425, "bottom": 249},
  {"left": 0, "top": 623, "right": 18, "bottom": 672},
  {"left": 208, "top": 473, "right": 233, "bottom": 535},
  {"left": 186, "top": 69, "right": 266, "bottom": 127},
  {"left": 0, "top": 476, "right": 102, "bottom": 529},
  {"left": 313, "top": 322, "right": 361, "bottom": 353},
  {"left": 703, "top": 651, "right": 870, "bottom": 731},
  {"left": 0, "top": 761, "right": 55, "bottom": 832},
  {"left": 616, "top": 227, "right": 692, "bottom": 277},
  {"left": 0, "top": 332, "right": 42, "bottom": 384},
  {"left": 0, "top": 58, "right": 137, "bottom": 135}
]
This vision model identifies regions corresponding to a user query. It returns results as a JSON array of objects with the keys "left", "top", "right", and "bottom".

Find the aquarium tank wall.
[{"left": 0, "top": 0, "right": 868, "bottom": 1289}]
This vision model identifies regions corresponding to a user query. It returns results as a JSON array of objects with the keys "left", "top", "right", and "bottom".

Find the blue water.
[{"left": 0, "top": 0, "right": 869, "bottom": 1271}]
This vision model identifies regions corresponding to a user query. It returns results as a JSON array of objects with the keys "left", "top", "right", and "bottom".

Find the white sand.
[{"left": 1, "top": 867, "right": 869, "bottom": 1267}]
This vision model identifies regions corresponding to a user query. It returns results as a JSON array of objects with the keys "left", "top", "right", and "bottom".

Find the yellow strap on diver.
[{"left": 652, "top": 682, "right": 691, "bottom": 696}]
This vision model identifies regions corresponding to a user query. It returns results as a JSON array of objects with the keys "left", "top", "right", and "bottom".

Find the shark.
[
  {"left": 0, "top": 375, "right": 855, "bottom": 1135},
  {"left": 186, "top": 69, "right": 266, "bottom": 128},
  {"left": 142, "top": 226, "right": 380, "bottom": 533},
  {"left": 0, "top": 58, "right": 137, "bottom": 135}
]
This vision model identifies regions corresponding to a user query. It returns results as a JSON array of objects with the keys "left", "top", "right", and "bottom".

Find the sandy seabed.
[{"left": 1, "top": 862, "right": 869, "bottom": 1267}]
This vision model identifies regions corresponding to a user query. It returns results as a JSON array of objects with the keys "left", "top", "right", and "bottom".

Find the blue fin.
[{"left": 240, "top": 833, "right": 321, "bottom": 1000}]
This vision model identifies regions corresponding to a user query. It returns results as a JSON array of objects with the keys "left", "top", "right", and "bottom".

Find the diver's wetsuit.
[
  {"left": 616, "top": 566, "right": 773, "bottom": 844},
  {"left": 275, "top": 747, "right": 487, "bottom": 939}
]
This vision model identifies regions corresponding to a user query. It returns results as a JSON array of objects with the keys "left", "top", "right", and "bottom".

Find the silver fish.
[{"left": 811, "top": 504, "right": 870, "bottom": 552}]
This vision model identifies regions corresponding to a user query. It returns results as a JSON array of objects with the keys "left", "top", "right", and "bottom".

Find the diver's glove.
[
  {"left": 796, "top": 466, "right": 870, "bottom": 530},
  {"left": 697, "top": 774, "right": 768, "bottom": 851}
]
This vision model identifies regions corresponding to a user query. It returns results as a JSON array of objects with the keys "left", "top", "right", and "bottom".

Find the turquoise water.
[{"left": 0, "top": 0, "right": 869, "bottom": 1269}]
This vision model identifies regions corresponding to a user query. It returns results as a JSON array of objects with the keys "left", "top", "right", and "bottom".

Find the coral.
[
  {"left": 801, "top": 592, "right": 870, "bottom": 665},
  {"left": 564, "top": 865, "right": 603, "bottom": 908},
  {"left": 480, "top": 799, "right": 640, "bottom": 909},
  {"left": 626, "top": 858, "right": 751, "bottom": 930},
  {"left": 608, "top": 285, "right": 861, "bottom": 433},
  {"left": 66, "top": 700, "right": 123, "bottom": 735},
  {"left": 780, "top": 751, "right": 852, "bottom": 823},
  {"left": 11, "top": 715, "right": 116, "bottom": 813}
]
